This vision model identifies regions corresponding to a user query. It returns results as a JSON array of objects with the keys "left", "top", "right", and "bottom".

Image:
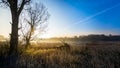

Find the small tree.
[{"left": 20, "top": 3, "right": 50, "bottom": 48}]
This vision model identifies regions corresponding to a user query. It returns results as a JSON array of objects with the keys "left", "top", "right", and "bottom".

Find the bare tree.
[
  {"left": 0, "top": 0, "right": 32, "bottom": 67},
  {"left": 0, "top": 0, "right": 31, "bottom": 55},
  {"left": 20, "top": 3, "right": 50, "bottom": 48}
]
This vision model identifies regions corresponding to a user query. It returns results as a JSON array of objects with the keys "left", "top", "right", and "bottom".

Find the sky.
[{"left": 0, "top": 0, "right": 120, "bottom": 38}]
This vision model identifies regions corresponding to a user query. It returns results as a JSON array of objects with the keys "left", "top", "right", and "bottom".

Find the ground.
[{"left": 0, "top": 41, "right": 120, "bottom": 68}]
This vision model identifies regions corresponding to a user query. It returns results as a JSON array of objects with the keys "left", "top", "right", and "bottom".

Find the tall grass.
[{"left": 0, "top": 42, "right": 120, "bottom": 68}]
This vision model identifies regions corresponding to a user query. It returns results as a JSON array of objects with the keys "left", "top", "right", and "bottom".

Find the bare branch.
[
  {"left": 0, "top": 0, "right": 10, "bottom": 7},
  {"left": 18, "top": 0, "right": 31, "bottom": 15},
  {"left": 20, "top": 2, "right": 50, "bottom": 46}
]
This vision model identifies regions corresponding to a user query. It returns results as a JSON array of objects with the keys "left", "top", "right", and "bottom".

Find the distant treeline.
[{"left": 46, "top": 34, "right": 120, "bottom": 42}]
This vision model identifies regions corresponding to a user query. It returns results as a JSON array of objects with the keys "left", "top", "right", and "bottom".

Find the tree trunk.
[
  {"left": 25, "top": 27, "right": 33, "bottom": 49},
  {"left": 25, "top": 39, "right": 30, "bottom": 49},
  {"left": 8, "top": 11, "right": 19, "bottom": 68},
  {"left": 9, "top": 13, "right": 19, "bottom": 56},
  {"left": 8, "top": 0, "right": 19, "bottom": 56}
]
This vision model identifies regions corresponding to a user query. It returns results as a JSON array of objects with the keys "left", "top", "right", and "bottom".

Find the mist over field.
[{"left": 0, "top": 0, "right": 120, "bottom": 68}]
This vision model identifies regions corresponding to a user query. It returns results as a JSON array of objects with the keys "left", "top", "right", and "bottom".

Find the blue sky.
[
  {"left": 0, "top": 0, "right": 120, "bottom": 38},
  {"left": 41, "top": 0, "right": 120, "bottom": 37}
]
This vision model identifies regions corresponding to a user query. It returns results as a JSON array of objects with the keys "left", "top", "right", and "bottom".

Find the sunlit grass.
[
  {"left": 1, "top": 41, "right": 120, "bottom": 68},
  {"left": 24, "top": 48, "right": 56, "bottom": 55}
]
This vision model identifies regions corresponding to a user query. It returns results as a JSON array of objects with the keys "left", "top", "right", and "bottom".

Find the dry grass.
[{"left": 0, "top": 42, "right": 120, "bottom": 68}]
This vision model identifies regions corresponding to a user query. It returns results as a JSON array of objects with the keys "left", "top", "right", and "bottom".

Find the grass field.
[{"left": 0, "top": 41, "right": 120, "bottom": 68}]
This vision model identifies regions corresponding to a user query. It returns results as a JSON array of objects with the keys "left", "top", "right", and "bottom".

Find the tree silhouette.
[
  {"left": 20, "top": 3, "right": 50, "bottom": 48},
  {"left": 0, "top": 0, "right": 31, "bottom": 67},
  {"left": 0, "top": 0, "right": 31, "bottom": 55}
]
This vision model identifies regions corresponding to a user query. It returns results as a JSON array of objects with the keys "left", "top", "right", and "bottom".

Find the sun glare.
[{"left": 39, "top": 34, "right": 52, "bottom": 39}]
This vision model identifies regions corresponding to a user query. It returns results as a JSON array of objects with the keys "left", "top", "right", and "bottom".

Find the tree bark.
[
  {"left": 9, "top": 16, "right": 19, "bottom": 55},
  {"left": 9, "top": 1, "right": 19, "bottom": 55}
]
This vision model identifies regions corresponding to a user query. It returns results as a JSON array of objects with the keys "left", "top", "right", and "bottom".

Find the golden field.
[{"left": 0, "top": 41, "right": 120, "bottom": 68}]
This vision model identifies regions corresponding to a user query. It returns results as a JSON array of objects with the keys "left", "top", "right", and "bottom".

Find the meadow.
[{"left": 0, "top": 41, "right": 120, "bottom": 68}]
